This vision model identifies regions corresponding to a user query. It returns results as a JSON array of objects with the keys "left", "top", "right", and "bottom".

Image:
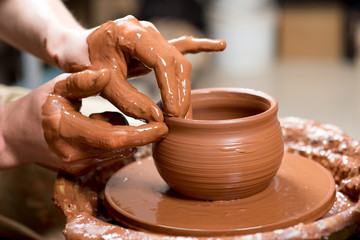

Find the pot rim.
[{"left": 164, "top": 88, "right": 279, "bottom": 127}]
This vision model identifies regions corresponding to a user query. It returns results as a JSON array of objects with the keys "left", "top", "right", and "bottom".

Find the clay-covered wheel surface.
[{"left": 105, "top": 152, "right": 335, "bottom": 236}]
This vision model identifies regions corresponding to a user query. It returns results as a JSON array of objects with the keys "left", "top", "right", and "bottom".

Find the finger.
[
  {"left": 59, "top": 109, "right": 168, "bottom": 150},
  {"left": 175, "top": 59, "right": 192, "bottom": 118},
  {"left": 132, "top": 23, "right": 183, "bottom": 116},
  {"left": 169, "top": 36, "right": 226, "bottom": 54},
  {"left": 89, "top": 111, "right": 129, "bottom": 126},
  {"left": 136, "top": 23, "right": 194, "bottom": 117},
  {"left": 116, "top": 19, "right": 190, "bottom": 117},
  {"left": 185, "top": 104, "right": 193, "bottom": 119},
  {"left": 61, "top": 148, "right": 135, "bottom": 176},
  {"left": 47, "top": 133, "right": 134, "bottom": 167},
  {"left": 54, "top": 69, "right": 111, "bottom": 99},
  {"left": 101, "top": 78, "right": 163, "bottom": 122},
  {"left": 153, "top": 56, "right": 180, "bottom": 117},
  {"left": 139, "top": 20, "right": 159, "bottom": 33}
]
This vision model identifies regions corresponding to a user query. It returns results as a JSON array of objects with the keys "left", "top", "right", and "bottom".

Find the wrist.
[
  {"left": 45, "top": 24, "right": 90, "bottom": 72},
  {"left": 0, "top": 90, "right": 55, "bottom": 169},
  {"left": 0, "top": 103, "right": 23, "bottom": 169},
  {"left": 0, "top": 117, "right": 4, "bottom": 159}
]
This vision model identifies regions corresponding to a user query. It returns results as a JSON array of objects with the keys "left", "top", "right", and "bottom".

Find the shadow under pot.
[{"left": 152, "top": 88, "right": 284, "bottom": 201}]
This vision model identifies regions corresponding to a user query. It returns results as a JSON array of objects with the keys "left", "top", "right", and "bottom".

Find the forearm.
[
  {"left": 0, "top": 110, "right": 5, "bottom": 167},
  {"left": 0, "top": 0, "right": 85, "bottom": 68},
  {"left": 0, "top": 102, "right": 22, "bottom": 169},
  {"left": 0, "top": 89, "right": 56, "bottom": 169}
]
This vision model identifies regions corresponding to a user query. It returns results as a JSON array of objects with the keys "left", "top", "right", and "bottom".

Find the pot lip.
[{"left": 165, "top": 88, "right": 278, "bottom": 127}]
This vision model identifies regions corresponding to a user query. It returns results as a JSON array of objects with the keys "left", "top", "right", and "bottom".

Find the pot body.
[{"left": 153, "top": 88, "right": 284, "bottom": 200}]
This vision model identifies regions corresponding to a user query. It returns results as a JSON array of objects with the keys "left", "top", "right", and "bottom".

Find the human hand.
[
  {"left": 86, "top": 16, "right": 226, "bottom": 120},
  {"left": 0, "top": 69, "right": 167, "bottom": 175},
  {"left": 53, "top": 16, "right": 226, "bottom": 121}
]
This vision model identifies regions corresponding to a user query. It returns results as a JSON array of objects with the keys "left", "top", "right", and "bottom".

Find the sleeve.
[{"left": 0, "top": 84, "right": 30, "bottom": 105}]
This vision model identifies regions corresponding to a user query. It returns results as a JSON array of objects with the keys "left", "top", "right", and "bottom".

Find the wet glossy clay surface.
[
  {"left": 41, "top": 19, "right": 226, "bottom": 174},
  {"left": 153, "top": 88, "right": 284, "bottom": 200},
  {"left": 105, "top": 153, "right": 336, "bottom": 237}
]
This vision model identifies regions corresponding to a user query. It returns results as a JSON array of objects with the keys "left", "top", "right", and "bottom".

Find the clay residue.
[
  {"left": 53, "top": 156, "right": 152, "bottom": 240},
  {"left": 281, "top": 117, "right": 360, "bottom": 202},
  {"left": 105, "top": 152, "right": 335, "bottom": 236},
  {"left": 42, "top": 69, "right": 138, "bottom": 175},
  {"left": 42, "top": 17, "right": 225, "bottom": 174},
  {"left": 85, "top": 20, "right": 164, "bottom": 123},
  {"left": 53, "top": 118, "right": 360, "bottom": 240},
  {"left": 323, "top": 191, "right": 355, "bottom": 218},
  {"left": 85, "top": 17, "right": 226, "bottom": 120}
]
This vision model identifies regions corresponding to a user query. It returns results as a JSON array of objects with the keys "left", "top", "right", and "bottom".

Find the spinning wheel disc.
[{"left": 105, "top": 153, "right": 335, "bottom": 236}]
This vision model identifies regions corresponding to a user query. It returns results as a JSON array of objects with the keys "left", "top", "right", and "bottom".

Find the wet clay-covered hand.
[
  {"left": 42, "top": 69, "right": 168, "bottom": 175},
  {"left": 0, "top": 70, "right": 167, "bottom": 175},
  {"left": 83, "top": 16, "right": 226, "bottom": 120}
]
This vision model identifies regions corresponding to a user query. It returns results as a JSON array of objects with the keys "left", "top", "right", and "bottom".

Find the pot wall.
[{"left": 153, "top": 88, "right": 284, "bottom": 200}]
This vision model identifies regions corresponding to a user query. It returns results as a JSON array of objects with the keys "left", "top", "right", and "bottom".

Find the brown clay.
[
  {"left": 53, "top": 118, "right": 360, "bottom": 240},
  {"left": 85, "top": 17, "right": 226, "bottom": 120},
  {"left": 38, "top": 16, "right": 360, "bottom": 239},
  {"left": 104, "top": 152, "right": 335, "bottom": 236},
  {"left": 153, "top": 88, "right": 284, "bottom": 200},
  {"left": 281, "top": 117, "right": 360, "bottom": 202},
  {"left": 41, "top": 18, "right": 226, "bottom": 174},
  {"left": 42, "top": 69, "right": 139, "bottom": 175}
]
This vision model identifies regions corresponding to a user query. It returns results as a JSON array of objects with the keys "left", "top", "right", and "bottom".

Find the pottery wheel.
[{"left": 105, "top": 153, "right": 335, "bottom": 237}]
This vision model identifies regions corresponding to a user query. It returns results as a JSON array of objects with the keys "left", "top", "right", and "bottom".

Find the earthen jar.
[{"left": 152, "top": 88, "right": 284, "bottom": 200}]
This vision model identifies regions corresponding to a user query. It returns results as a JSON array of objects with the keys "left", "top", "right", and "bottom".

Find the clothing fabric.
[{"left": 0, "top": 84, "right": 30, "bottom": 105}]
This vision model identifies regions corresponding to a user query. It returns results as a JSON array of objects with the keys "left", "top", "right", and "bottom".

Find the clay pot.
[{"left": 152, "top": 88, "right": 284, "bottom": 200}]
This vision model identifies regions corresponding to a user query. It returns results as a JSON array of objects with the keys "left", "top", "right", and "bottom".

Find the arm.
[
  {"left": 0, "top": 0, "right": 89, "bottom": 69},
  {"left": 0, "top": 98, "right": 41, "bottom": 169},
  {"left": 0, "top": 1, "right": 226, "bottom": 117},
  {"left": 0, "top": 90, "right": 50, "bottom": 169},
  {"left": 0, "top": 3, "right": 226, "bottom": 174}
]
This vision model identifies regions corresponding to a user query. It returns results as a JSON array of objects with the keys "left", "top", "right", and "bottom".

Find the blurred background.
[{"left": 1, "top": 0, "right": 360, "bottom": 141}]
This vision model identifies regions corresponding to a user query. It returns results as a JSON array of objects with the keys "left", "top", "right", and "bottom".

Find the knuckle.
[
  {"left": 125, "top": 15, "right": 136, "bottom": 21},
  {"left": 140, "top": 21, "right": 157, "bottom": 31}
]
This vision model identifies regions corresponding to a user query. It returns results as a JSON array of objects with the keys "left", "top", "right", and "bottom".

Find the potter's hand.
[
  {"left": 0, "top": 69, "right": 167, "bottom": 175},
  {"left": 66, "top": 16, "right": 226, "bottom": 121},
  {"left": 42, "top": 69, "right": 168, "bottom": 175}
]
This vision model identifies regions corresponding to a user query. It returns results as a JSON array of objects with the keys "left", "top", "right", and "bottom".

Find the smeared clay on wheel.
[{"left": 54, "top": 117, "right": 360, "bottom": 239}]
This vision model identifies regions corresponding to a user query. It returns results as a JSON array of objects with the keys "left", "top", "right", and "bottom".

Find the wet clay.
[
  {"left": 41, "top": 18, "right": 225, "bottom": 173},
  {"left": 153, "top": 88, "right": 284, "bottom": 200},
  {"left": 54, "top": 118, "right": 360, "bottom": 240},
  {"left": 104, "top": 152, "right": 335, "bottom": 236},
  {"left": 281, "top": 117, "right": 360, "bottom": 203},
  {"left": 85, "top": 17, "right": 226, "bottom": 121}
]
